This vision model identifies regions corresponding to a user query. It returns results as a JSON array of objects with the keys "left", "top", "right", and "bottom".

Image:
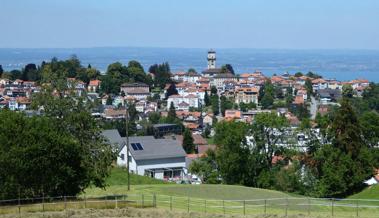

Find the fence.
[{"left": 1, "top": 194, "right": 379, "bottom": 218}]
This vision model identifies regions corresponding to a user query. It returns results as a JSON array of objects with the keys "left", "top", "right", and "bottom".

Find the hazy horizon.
[{"left": 1, "top": 47, "right": 379, "bottom": 81}]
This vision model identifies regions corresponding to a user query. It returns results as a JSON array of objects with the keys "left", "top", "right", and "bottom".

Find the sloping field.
[
  {"left": 84, "top": 184, "right": 290, "bottom": 200},
  {"left": 349, "top": 185, "right": 379, "bottom": 200},
  {"left": 1, "top": 169, "right": 379, "bottom": 218}
]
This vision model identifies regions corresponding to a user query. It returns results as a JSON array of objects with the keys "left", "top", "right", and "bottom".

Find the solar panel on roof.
[
  {"left": 131, "top": 143, "right": 138, "bottom": 150},
  {"left": 136, "top": 143, "right": 143, "bottom": 150}
]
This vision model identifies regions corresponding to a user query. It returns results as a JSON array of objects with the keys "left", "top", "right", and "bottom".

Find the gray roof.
[
  {"left": 121, "top": 136, "right": 186, "bottom": 161},
  {"left": 121, "top": 82, "right": 149, "bottom": 87},
  {"left": 102, "top": 129, "right": 125, "bottom": 151},
  {"left": 153, "top": 124, "right": 179, "bottom": 128},
  {"left": 317, "top": 88, "right": 342, "bottom": 100},
  {"left": 202, "top": 68, "right": 222, "bottom": 74},
  {"left": 102, "top": 129, "right": 186, "bottom": 160},
  {"left": 213, "top": 73, "right": 237, "bottom": 79}
]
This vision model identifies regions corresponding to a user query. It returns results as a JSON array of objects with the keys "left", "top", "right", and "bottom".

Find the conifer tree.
[
  {"left": 167, "top": 102, "right": 177, "bottom": 122},
  {"left": 315, "top": 98, "right": 373, "bottom": 197},
  {"left": 182, "top": 128, "right": 195, "bottom": 154},
  {"left": 204, "top": 91, "right": 210, "bottom": 106}
]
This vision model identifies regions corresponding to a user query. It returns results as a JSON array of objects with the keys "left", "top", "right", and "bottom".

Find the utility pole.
[{"left": 125, "top": 102, "right": 130, "bottom": 191}]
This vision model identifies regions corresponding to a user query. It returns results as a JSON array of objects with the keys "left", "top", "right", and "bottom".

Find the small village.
[
  {"left": 0, "top": 50, "right": 376, "bottom": 185},
  {"left": 2, "top": 1, "right": 379, "bottom": 217}
]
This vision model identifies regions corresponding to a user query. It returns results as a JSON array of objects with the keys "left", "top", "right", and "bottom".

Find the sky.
[{"left": 0, "top": 0, "right": 378, "bottom": 49}]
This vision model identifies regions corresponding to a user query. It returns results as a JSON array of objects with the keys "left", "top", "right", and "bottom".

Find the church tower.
[{"left": 207, "top": 49, "right": 216, "bottom": 69}]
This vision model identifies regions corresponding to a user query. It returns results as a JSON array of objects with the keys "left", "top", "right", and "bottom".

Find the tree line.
[
  {"left": 190, "top": 96, "right": 379, "bottom": 198},
  {"left": 0, "top": 56, "right": 173, "bottom": 95},
  {"left": 0, "top": 58, "right": 117, "bottom": 199}
]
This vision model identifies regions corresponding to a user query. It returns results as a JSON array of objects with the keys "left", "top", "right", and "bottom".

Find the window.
[
  {"left": 131, "top": 143, "right": 138, "bottom": 150},
  {"left": 120, "top": 154, "right": 125, "bottom": 160},
  {"left": 135, "top": 143, "right": 143, "bottom": 150},
  {"left": 131, "top": 143, "right": 144, "bottom": 151}
]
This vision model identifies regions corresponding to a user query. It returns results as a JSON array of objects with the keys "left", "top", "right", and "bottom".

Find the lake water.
[{"left": 1, "top": 47, "right": 379, "bottom": 82}]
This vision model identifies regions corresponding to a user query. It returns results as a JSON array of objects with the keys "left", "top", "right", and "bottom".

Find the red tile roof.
[{"left": 89, "top": 80, "right": 101, "bottom": 86}]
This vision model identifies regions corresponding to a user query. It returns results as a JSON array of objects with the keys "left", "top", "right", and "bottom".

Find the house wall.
[
  {"left": 136, "top": 157, "right": 186, "bottom": 177},
  {"left": 167, "top": 96, "right": 199, "bottom": 109},
  {"left": 117, "top": 146, "right": 186, "bottom": 179}
]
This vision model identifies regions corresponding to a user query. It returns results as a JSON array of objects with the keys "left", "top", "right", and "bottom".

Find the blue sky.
[{"left": 0, "top": 0, "right": 378, "bottom": 49}]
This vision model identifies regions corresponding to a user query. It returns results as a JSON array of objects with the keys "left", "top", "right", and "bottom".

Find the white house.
[
  {"left": 312, "top": 78, "right": 328, "bottom": 91},
  {"left": 167, "top": 94, "right": 199, "bottom": 110},
  {"left": 102, "top": 130, "right": 187, "bottom": 180},
  {"left": 183, "top": 72, "right": 202, "bottom": 84}
]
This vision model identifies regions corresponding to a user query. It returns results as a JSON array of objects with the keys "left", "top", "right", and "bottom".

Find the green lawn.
[
  {"left": 85, "top": 168, "right": 290, "bottom": 200},
  {"left": 156, "top": 184, "right": 290, "bottom": 200},
  {"left": 80, "top": 168, "right": 379, "bottom": 218},
  {"left": 348, "top": 185, "right": 379, "bottom": 199},
  {"left": 3, "top": 168, "right": 379, "bottom": 218},
  {"left": 105, "top": 167, "right": 167, "bottom": 186}
]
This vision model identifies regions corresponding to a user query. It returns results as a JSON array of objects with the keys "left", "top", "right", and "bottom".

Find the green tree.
[
  {"left": 0, "top": 110, "right": 99, "bottom": 198},
  {"left": 359, "top": 111, "right": 379, "bottom": 148},
  {"left": 305, "top": 79, "right": 313, "bottom": 97},
  {"left": 8, "top": 69, "right": 23, "bottom": 80},
  {"left": 220, "top": 64, "right": 234, "bottom": 75},
  {"left": 220, "top": 96, "right": 233, "bottom": 116},
  {"left": 100, "top": 74, "right": 119, "bottom": 95},
  {"left": 182, "top": 128, "right": 195, "bottom": 154},
  {"left": 210, "top": 86, "right": 217, "bottom": 95},
  {"left": 0, "top": 64, "right": 3, "bottom": 77},
  {"left": 148, "top": 112, "right": 160, "bottom": 124},
  {"left": 149, "top": 62, "right": 172, "bottom": 88},
  {"left": 300, "top": 118, "right": 311, "bottom": 130},
  {"left": 306, "top": 72, "right": 322, "bottom": 79},
  {"left": 285, "top": 87, "right": 294, "bottom": 105},
  {"left": 167, "top": 102, "right": 177, "bottom": 122},
  {"left": 106, "top": 95, "right": 113, "bottom": 105},
  {"left": 261, "top": 81, "right": 274, "bottom": 109},
  {"left": 188, "top": 68, "right": 197, "bottom": 73},
  {"left": 126, "top": 60, "right": 153, "bottom": 86},
  {"left": 342, "top": 84, "right": 354, "bottom": 98},
  {"left": 294, "top": 72, "right": 303, "bottom": 77},
  {"left": 211, "top": 94, "right": 219, "bottom": 116},
  {"left": 166, "top": 83, "right": 178, "bottom": 99},
  {"left": 261, "top": 92, "right": 274, "bottom": 109},
  {"left": 127, "top": 103, "right": 138, "bottom": 121},
  {"left": 22, "top": 63, "right": 40, "bottom": 81},
  {"left": 314, "top": 98, "right": 373, "bottom": 197},
  {"left": 204, "top": 91, "right": 211, "bottom": 106},
  {"left": 291, "top": 104, "right": 310, "bottom": 120},
  {"left": 214, "top": 121, "right": 250, "bottom": 184},
  {"left": 362, "top": 83, "right": 379, "bottom": 112},
  {"left": 33, "top": 62, "right": 115, "bottom": 192},
  {"left": 251, "top": 113, "right": 289, "bottom": 169},
  {"left": 189, "top": 150, "right": 220, "bottom": 184},
  {"left": 239, "top": 102, "right": 256, "bottom": 112}
]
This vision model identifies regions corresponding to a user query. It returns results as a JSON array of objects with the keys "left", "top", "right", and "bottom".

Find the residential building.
[
  {"left": 224, "top": 110, "right": 242, "bottom": 121},
  {"left": 211, "top": 73, "right": 238, "bottom": 89},
  {"left": 312, "top": 78, "right": 328, "bottom": 90},
  {"left": 235, "top": 87, "right": 259, "bottom": 104},
  {"left": 317, "top": 88, "right": 342, "bottom": 103},
  {"left": 121, "top": 82, "right": 150, "bottom": 100},
  {"left": 88, "top": 80, "right": 101, "bottom": 93},
  {"left": 102, "top": 130, "right": 187, "bottom": 180},
  {"left": 167, "top": 94, "right": 199, "bottom": 110}
]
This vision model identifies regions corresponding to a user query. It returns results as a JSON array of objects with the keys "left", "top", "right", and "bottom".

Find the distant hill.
[{"left": 1, "top": 47, "right": 379, "bottom": 81}]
